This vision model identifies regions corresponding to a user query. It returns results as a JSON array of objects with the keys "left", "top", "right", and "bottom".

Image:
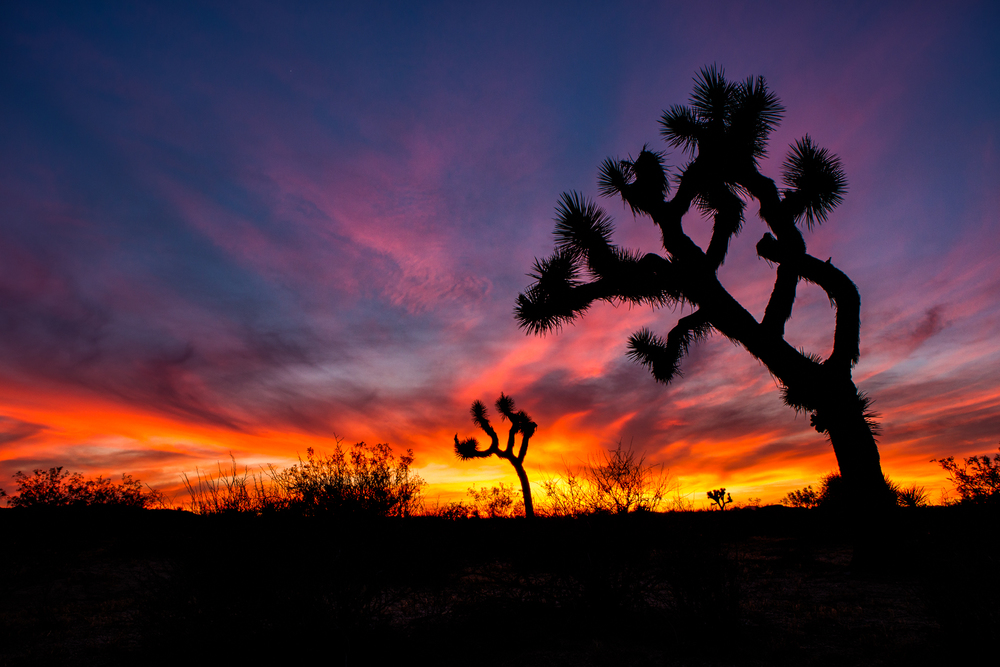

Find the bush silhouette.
[
  {"left": 283, "top": 442, "right": 425, "bottom": 517},
  {"left": 183, "top": 441, "right": 425, "bottom": 517},
  {"left": 543, "top": 441, "right": 674, "bottom": 515},
  {"left": 515, "top": 65, "right": 892, "bottom": 510},
  {"left": 454, "top": 393, "right": 537, "bottom": 518},
  {"left": 781, "top": 484, "right": 821, "bottom": 508},
  {"left": 781, "top": 472, "right": 926, "bottom": 509},
  {"left": 894, "top": 483, "right": 929, "bottom": 508},
  {"left": 5, "top": 467, "right": 165, "bottom": 508},
  {"left": 934, "top": 445, "right": 1000, "bottom": 505},
  {"left": 466, "top": 483, "right": 525, "bottom": 518},
  {"left": 182, "top": 457, "right": 293, "bottom": 515}
]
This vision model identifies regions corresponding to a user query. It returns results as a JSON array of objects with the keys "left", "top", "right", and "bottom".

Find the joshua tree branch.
[
  {"left": 704, "top": 188, "right": 745, "bottom": 269},
  {"left": 504, "top": 424, "right": 518, "bottom": 457},
  {"left": 516, "top": 432, "right": 529, "bottom": 464},
  {"left": 757, "top": 234, "right": 860, "bottom": 369},
  {"left": 761, "top": 264, "right": 800, "bottom": 336}
]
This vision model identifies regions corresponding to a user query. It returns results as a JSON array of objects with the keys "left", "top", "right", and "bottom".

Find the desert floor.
[{"left": 1, "top": 506, "right": 995, "bottom": 666}]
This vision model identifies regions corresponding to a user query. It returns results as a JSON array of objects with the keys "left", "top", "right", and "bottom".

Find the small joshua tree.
[
  {"left": 516, "top": 65, "right": 892, "bottom": 512},
  {"left": 454, "top": 393, "right": 537, "bottom": 518},
  {"left": 707, "top": 488, "right": 733, "bottom": 511}
]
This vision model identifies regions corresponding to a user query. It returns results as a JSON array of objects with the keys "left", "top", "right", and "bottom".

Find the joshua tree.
[
  {"left": 515, "top": 66, "right": 893, "bottom": 511},
  {"left": 706, "top": 488, "right": 733, "bottom": 511},
  {"left": 454, "top": 393, "right": 537, "bottom": 518}
]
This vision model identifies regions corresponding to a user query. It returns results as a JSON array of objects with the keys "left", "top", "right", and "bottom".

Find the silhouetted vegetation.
[
  {"left": 781, "top": 483, "right": 821, "bottom": 508},
  {"left": 2, "top": 439, "right": 994, "bottom": 664},
  {"left": 882, "top": 477, "right": 929, "bottom": 508},
  {"left": 4, "top": 467, "right": 165, "bottom": 508},
  {"left": 934, "top": 445, "right": 1000, "bottom": 505},
  {"left": 426, "top": 483, "right": 526, "bottom": 519},
  {"left": 3, "top": 503, "right": 994, "bottom": 665},
  {"left": 781, "top": 473, "right": 841, "bottom": 509},
  {"left": 541, "top": 441, "right": 677, "bottom": 515},
  {"left": 182, "top": 457, "right": 291, "bottom": 515},
  {"left": 184, "top": 441, "right": 425, "bottom": 517},
  {"left": 454, "top": 393, "right": 537, "bottom": 517},
  {"left": 284, "top": 442, "right": 425, "bottom": 517},
  {"left": 707, "top": 488, "right": 733, "bottom": 510},
  {"left": 782, "top": 472, "right": 929, "bottom": 510},
  {"left": 515, "top": 65, "right": 892, "bottom": 509}
]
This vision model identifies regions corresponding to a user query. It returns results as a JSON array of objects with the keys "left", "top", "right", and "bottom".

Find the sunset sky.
[{"left": 2, "top": 1, "right": 999, "bottom": 508}]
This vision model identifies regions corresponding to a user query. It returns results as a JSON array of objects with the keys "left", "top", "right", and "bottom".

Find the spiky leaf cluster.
[
  {"left": 471, "top": 399, "right": 490, "bottom": 431},
  {"left": 514, "top": 251, "right": 584, "bottom": 334},
  {"left": 516, "top": 193, "right": 686, "bottom": 334},
  {"left": 454, "top": 435, "right": 488, "bottom": 460},
  {"left": 553, "top": 192, "right": 615, "bottom": 267},
  {"left": 659, "top": 65, "right": 784, "bottom": 162},
  {"left": 495, "top": 393, "right": 537, "bottom": 438},
  {"left": 781, "top": 135, "right": 847, "bottom": 228},
  {"left": 597, "top": 146, "right": 669, "bottom": 215},
  {"left": 626, "top": 318, "right": 712, "bottom": 384}
]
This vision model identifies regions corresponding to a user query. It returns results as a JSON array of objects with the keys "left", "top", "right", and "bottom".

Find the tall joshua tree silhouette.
[
  {"left": 454, "top": 394, "right": 537, "bottom": 518},
  {"left": 515, "top": 66, "right": 892, "bottom": 510}
]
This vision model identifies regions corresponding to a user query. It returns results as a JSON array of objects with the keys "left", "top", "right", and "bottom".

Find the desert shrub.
[
  {"left": 183, "top": 441, "right": 425, "bottom": 517},
  {"left": 780, "top": 472, "right": 848, "bottom": 509},
  {"left": 541, "top": 470, "right": 591, "bottom": 516},
  {"left": 664, "top": 488, "right": 696, "bottom": 512},
  {"left": 542, "top": 442, "right": 674, "bottom": 515},
  {"left": 5, "top": 467, "right": 165, "bottom": 508},
  {"left": 432, "top": 499, "right": 475, "bottom": 519},
  {"left": 934, "top": 446, "right": 1000, "bottom": 505},
  {"left": 465, "top": 483, "right": 525, "bottom": 518},
  {"left": 895, "top": 483, "right": 929, "bottom": 508},
  {"left": 782, "top": 472, "right": 928, "bottom": 509},
  {"left": 183, "top": 458, "right": 293, "bottom": 515},
  {"left": 781, "top": 484, "right": 821, "bottom": 508},
  {"left": 283, "top": 441, "right": 425, "bottom": 517}
]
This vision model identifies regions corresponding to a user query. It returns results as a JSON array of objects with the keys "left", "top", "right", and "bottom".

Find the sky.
[{"left": 1, "top": 1, "right": 999, "bottom": 508}]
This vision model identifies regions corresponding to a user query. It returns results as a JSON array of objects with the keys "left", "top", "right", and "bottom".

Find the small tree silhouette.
[
  {"left": 707, "top": 488, "right": 732, "bottom": 511},
  {"left": 516, "top": 65, "right": 892, "bottom": 511},
  {"left": 454, "top": 393, "right": 537, "bottom": 518}
]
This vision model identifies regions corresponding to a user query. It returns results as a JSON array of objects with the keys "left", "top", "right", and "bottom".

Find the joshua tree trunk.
[{"left": 510, "top": 458, "right": 535, "bottom": 519}]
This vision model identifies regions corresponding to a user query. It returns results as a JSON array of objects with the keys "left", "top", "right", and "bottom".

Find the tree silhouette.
[
  {"left": 515, "top": 66, "right": 892, "bottom": 510},
  {"left": 707, "top": 488, "right": 733, "bottom": 511},
  {"left": 454, "top": 393, "right": 536, "bottom": 518}
]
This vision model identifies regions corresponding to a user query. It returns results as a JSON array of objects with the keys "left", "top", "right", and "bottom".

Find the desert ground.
[{"left": 1, "top": 506, "right": 996, "bottom": 666}]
